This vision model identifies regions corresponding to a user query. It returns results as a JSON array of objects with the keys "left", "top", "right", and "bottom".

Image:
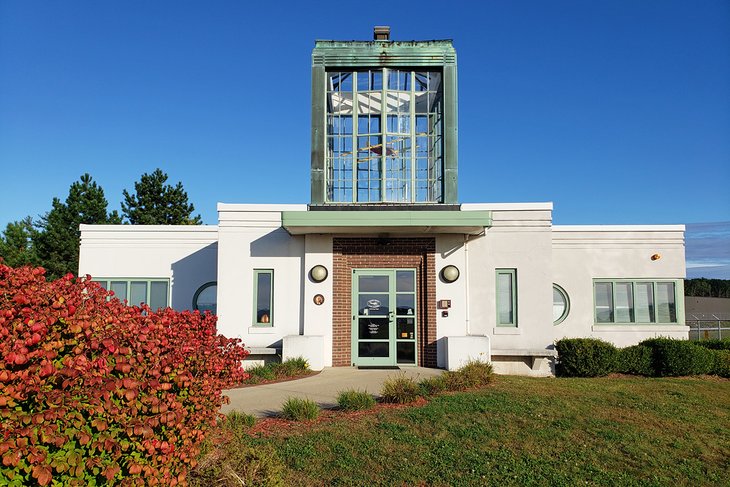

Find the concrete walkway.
[{"left": 222, "top": 366, "right": 444, "bottom": 417}]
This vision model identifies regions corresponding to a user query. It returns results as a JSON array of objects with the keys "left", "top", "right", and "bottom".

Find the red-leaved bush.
[{"left": 0, "top": 264, "right": 248, "bottom": 486}]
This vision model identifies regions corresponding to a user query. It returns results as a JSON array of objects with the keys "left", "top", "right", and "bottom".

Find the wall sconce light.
[
  {"left": 651, "top": 254, "right": 661, "bottom": 261},
  {"left": 441, "top": 265, "right": 460, "bottom": 283},
  {"left": 309, "top": 265, "right": 328, "bottom": 282}
]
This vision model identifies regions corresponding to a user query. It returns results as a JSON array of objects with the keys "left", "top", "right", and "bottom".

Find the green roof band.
[{"left": 312, "top": 40, "right": 457, "bottom": 67}]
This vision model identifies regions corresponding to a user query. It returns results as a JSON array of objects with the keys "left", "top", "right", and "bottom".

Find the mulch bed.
[{"left": 231, "top": 370, "right": 320, "bottom": 389}]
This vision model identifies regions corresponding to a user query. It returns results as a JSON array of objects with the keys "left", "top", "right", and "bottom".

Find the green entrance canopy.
[{"left": 281, "top": 210, "right": 491, "bottom": 235}]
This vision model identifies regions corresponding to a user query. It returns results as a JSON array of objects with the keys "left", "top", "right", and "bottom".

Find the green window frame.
[
  {"left": 253, "top": 270, "right": 274, "bottom": 326},
  {"left": 496, "top": 269, "right": 517, "bottom": 327},
  {"left": 553, "top": 284, "right": 570, "bottom": 325},
  {"left": 193, "top": 281, "right": 217, "bottom": 314},
  {"left": 93, "top": 278, "right": 169, "bottom": 310},
  {"left": 593, "top": 279, "right": 681, "bottom": 324}
]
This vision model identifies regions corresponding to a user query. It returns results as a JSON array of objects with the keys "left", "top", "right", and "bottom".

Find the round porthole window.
[
  {"left": 193, "top": 282, "right": 217, "bottom": 315},
  {"left": 553, "top": 284, "right": 569, "bottom": 325}
]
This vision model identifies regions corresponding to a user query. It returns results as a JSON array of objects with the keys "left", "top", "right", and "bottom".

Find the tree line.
[
  {"left": 684, "top": 278, "right": 730, "bottom": 298},
  {"left": 0, "top": 169, "right": 201, "bottom": 279}
]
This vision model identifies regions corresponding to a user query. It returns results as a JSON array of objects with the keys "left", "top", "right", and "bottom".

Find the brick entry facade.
[{"left": 332, "top": 237, "right": 437, "bottom": 367}]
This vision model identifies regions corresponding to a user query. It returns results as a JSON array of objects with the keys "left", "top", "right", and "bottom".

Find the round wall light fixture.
[
  {"left": 651, "top": 254, "right": 661, "bottom": 261},
  {"left": 309, "top": 265, "right": 328, "bottom": 282},
  {"left": 441, "top": 265, "right": 460, "bottom": 283}
]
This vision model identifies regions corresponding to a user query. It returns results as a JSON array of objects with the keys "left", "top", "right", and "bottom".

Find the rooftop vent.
[{"left": 373, "top": 26, "right": 391, "bottom": 41}]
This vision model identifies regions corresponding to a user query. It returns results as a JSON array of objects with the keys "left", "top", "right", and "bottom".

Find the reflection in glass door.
[{"left": 352, "top": 269, "right": 417, "bottom": 366}]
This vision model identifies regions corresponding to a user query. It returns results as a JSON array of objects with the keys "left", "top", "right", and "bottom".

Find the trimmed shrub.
[
  {"left": 444, "top": 361, "right": 495, "bottom": 391},
  {"left": 616, "top": 345, "right": 653, "bottom": 376},
  {"left": 555, "top": 338, "right": 618, "bottom": 377},
  {"left": 640, "top": 338, "right": 714, "bottom": 376},
  {"left": 380, "top": 375, "right": 421, "bottom": 404},
  {"left": 710, "top": 350, "right": 730, "bottom": 378},
  {"left": 281, "top": 397, "right": 320, "bottom": 421},
  {"left": 418, "top": 375, "right": 448, "bottom": 396},
  {"left": 694, "top": 338, "right": 730, "bottom": 351},
  {"left": 0, "top": 264, "right": 248, "bottom": 486},
  {"left": 337, "top": 389, "right": 376, "bottom": 411}
]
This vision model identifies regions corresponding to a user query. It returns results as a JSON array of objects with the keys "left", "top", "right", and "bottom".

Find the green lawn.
[{"left": 209, "top": 376, "right": 730, "bottom": 486}]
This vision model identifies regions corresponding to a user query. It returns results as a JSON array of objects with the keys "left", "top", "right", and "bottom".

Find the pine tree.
[
  {"left": 0, "top": 216, "right": 41, "bottom": 268},
  {"left": 121, "top": 169, "right": 202, "bottom": 225},
  {"left": 34, "top": 174, "right": 118, "bottom": 279}
]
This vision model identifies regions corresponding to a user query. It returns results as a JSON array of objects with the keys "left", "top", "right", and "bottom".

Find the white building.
[{"left": 79, "top": 28, "right": 687, "bottom": 375}]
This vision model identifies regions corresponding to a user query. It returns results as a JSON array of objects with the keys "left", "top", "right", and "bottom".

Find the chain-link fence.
[{"left": 686, "top": 313, "right": 730, "bottom": 340}]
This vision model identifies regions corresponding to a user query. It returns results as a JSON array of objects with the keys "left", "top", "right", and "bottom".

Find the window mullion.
[
  {"left": 629, "top": 280, "right": 634, "bottom": 323},
  {"left": 352, "top": 71, "right": 358, "bottom": 203},
  {"left": 410, "top": 70, "right": 416, "bottom": 203},
  {"left": 512, "top": 270, "right": 518, "bottom": 325},
  {"left": 380, "top": 68, "right": 387, "bottom": 202},
  {"left": 324, "top": 72, "right": 330, "bottom": 202},
  {"left": 611, "top": 281, "right": 617, "bottom": 323}
]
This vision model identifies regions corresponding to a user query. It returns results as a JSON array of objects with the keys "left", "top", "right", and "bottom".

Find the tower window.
[{"left": 326, "top": 69, "right": 443, "bottom": 203}]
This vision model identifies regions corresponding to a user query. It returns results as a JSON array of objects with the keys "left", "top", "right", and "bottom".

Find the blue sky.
[{"left": 1, "top": 1, "right": 728, "bottom": 277}]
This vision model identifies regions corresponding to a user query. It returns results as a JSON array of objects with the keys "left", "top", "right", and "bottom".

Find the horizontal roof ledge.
[
  {"left": 553, "top": 224, "right": 686, "bottom": 232},
  {"left": 461, "top": 202, "right": 553, "bottom": 211},
  {"left": 281, "top": 210, "right": 491, "bottom": 235}
]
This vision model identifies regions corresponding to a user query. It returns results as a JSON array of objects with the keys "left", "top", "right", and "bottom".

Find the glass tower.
[{"left": 311, "top": 29, "right": 458, "bottom": 206}]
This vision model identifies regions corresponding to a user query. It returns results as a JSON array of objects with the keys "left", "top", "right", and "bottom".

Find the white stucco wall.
[
  {"left": 462, "top": 203, "right": 555, "bottom": 352},
  {"left": 302, "top": 234, "right": 334, "bottom": 366},
  {"left": 216, "top": 204, "right": 306, "bottom": 350},
  {"left": 434, "top": 234, "right": 469, "bottom": 368},
  {"left": 552, "top": 225, "right": 687, "bottom": 347},
  {"left": 80, "top": 204, "right": 688, "bottom": 372},
  {"left": 78, "top": 225, "right": 218, "bottom": 311}
]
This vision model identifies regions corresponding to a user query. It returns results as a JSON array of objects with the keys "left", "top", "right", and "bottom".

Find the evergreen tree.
[
  {"left": 685, "top": 278, "right": 730, "bottom": 298},
  {"left": 0, "top": 216, "right": 41, "bottom": 268},
  {"left": 121, "top": 169, "right": 202, "bottom": 225},
  {"left": 34, "top": 174, "right": 118, "bottom": 279}
]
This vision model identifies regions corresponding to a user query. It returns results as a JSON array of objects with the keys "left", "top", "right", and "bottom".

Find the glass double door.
[{"left": 352, "top": 269, "right": 417, "bottom": 366}]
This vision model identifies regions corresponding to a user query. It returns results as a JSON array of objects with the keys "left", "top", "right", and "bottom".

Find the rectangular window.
[
  {"left": 130, "top": 281, "right": 147, "bottom": 307},
  {"left": 593, "top": 280, "right": 679, "bottom": 324},
  {"left": 93, "top": 279, "right": 169, "bottom": 309},
  {"left": 149, "top": 281, "right": 169, "bottom": 310},
  {"left": 110, "top": 281, "right": 128, "bottom": 303},
  {"left": 656, "top": 282, "right": 677, "bottom": 323},
  {"left": 496, "top": 269, "right": 517, "bottom": 327},
  {"left": 634, "top": 282, "right": 654, "bottom": 323},
  {"left": 594, "top": 282, "right": 613, "bottom": 323},
  {"left": 253, "top": 270, "right": 274, "bottom": 326},
  {"left": 614, "top": 282, "right": 634, "bottom": 323}
]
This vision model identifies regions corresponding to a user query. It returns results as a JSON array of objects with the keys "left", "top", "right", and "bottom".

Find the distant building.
[{"left": 79, "top": 28, "right": 688, "bottom": 375}]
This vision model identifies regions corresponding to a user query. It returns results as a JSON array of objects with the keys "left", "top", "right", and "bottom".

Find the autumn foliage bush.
[{"left": 0, "top": 264, "right": 248, "bottom": 486}]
